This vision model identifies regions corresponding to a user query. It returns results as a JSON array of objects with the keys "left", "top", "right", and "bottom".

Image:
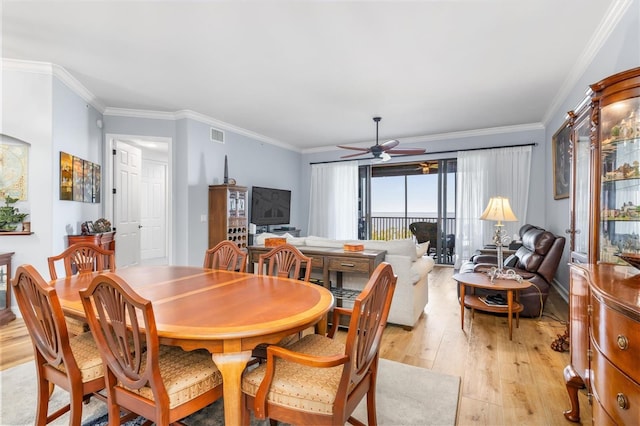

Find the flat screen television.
[{"left": 250, "top": 186, "right": 291, "bottom": 227}]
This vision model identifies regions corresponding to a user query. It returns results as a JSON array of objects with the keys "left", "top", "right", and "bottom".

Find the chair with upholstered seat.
[
  {"left": 242, "top": 262, "right": 397, "bottom": 425},
  {"left": 47, "top": 242, "right": 115, "bottom": 280},
  {"left": 12, "top": 264, "right": 106, "bottom": 426},
  {"left": 253, "top": 243, "right": 313, "bottom": 358},
  {"left": 48, "top": 242, "right": 115, "bottom": 336},
  {"left": 80, "top": 272, "right": 224, "bottom": 425},
  {"left": 204, "top": 240, "right": 247, "bottom": 272},
  {"left": 257, "top": 243, "right": 312, "bottom": 281}
]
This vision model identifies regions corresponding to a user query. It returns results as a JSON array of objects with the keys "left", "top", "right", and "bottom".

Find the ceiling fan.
[
  {"left": 337, "top": 117, "right": 426, "bottom": 161},
  {"left": 415, "top": 162, "right": 438, "bottom": 174}
]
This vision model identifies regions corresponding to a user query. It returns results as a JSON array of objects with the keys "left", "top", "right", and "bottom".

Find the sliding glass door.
[{"left": 359, "top": 159, "right": 457, "bottom": 264}]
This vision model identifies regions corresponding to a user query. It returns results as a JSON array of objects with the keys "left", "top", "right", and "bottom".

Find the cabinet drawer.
[
  {"left": 590, "top": 294, "right": 640, "bottom": 383},
  {"left": 590, "top": 343, "right": 640, "bottom": 426},
  {"left": 591, "top": 399, "right": 617, "bottom": 426},
  {"left": 310, "top": 256, "right": 323, "bottom": 268},
  {"left": 327, "top": 257, "right": 370, "bottom": 273}
]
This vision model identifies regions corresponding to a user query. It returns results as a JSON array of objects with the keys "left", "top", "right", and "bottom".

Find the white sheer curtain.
[
  {"left": 308, "top": 161, "right": 359, "bottom": 239},
  {"left": 455, "top": 146, "right": 532, "bottom": 268}
]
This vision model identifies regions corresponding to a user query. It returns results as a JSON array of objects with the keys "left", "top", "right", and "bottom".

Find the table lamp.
[{"left": 480, "top": 196, "right": 518, "bottom": 274}]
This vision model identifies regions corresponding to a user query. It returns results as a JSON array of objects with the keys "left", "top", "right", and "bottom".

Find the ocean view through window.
[{"left": 364, "top": 160, "right": 456, "bottom": 264}]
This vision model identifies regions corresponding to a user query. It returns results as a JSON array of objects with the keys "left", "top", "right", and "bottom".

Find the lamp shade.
[{"left": 480, "top": 196, "right": 518, "bottom": 223}]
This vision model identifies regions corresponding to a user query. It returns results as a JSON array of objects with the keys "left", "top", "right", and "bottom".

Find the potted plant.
[{"left": 0, "top": 196, "right": 29, "bottom": 231}]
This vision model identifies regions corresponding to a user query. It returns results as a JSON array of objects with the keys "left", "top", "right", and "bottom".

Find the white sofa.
[{"left": 254, "top": 233, "right": 435, "bottom": 329}]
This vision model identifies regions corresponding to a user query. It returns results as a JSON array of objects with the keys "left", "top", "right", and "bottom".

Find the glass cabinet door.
[
  {"left": 571, "top": 110, "right": 592, "bottom": 263},
  {"left": 599, "top": 96, "right": 640, "bottom": 263}
]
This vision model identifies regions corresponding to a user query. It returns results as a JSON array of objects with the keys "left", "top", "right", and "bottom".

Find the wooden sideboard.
[
  {"left": 0, "top": 252, "right": 16, "bottom": 326},
  {"left": 247, "top": 245, "right": 386, "bottom": 300},
  {"left": 67, "top": 231, "right": 116, "bottom": 268},
  {"left": 564, "top": 263, "right": 640, "bottom": 424}
]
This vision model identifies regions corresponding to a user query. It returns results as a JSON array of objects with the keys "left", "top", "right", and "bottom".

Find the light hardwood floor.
[{"left": 0, "top": 266, "right": 592, "bottom": 425}]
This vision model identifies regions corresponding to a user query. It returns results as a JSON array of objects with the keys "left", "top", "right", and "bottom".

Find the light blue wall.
[
  {"left": 52, "top": 79, "right": 103, "bottom": 255},
  {"left": 544, "top": 0, "right": 640, "bottom": 295},
  {"left": 184, "top": 119, "right": 302, "bottom": 265},
  {"left": 1, "top": 63, "right": 103, "bottom": 306},
  {"left": 1, "top": 63, "right": 53, "bottom": 277},
  {"left": 301, "top": 126, "right": 546, "bottom": 235},
  {"left": 104, "top": 115, "right": 302, "bottom": 266}
]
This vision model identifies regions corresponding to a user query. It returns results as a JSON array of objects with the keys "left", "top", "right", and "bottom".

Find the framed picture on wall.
[
  {"left": 552, "top": 120, "right": 571, "bottom": 200},
  {"left": 72, "top": 156, "right": 84, "bottom": 202},
  {"left": 60, "top": 152, "right": 73, "bottom": 200},
  {"left": 93, "top": 164, "right": 101, "bottom": 203},
  {"left": 83, "top": 161, "right": 93, "bottom": 202}
]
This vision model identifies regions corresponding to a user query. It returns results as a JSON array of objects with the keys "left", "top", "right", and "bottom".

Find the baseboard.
[{"left": 551, "top": 278, "right": 569, "bottom": 302}]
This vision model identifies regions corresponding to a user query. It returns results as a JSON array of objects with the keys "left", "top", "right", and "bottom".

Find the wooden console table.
[
  {"left": 0, "top": 252, "right": 16, "bottom": 326},
  {"left": 247, "top": 245, "right": 386, "bottom": 297}
]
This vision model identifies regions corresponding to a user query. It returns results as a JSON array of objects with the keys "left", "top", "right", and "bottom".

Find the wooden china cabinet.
[
  {"left": 564, "top": 67, "right": 640, "bottom": 423},
  {"left": 208, "top": 184, "right": 248, "bottom": 250}
]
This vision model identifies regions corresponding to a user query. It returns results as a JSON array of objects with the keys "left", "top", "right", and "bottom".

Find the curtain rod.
[{"left": 309, "top": 142, "right": 538, "bottom": 165}]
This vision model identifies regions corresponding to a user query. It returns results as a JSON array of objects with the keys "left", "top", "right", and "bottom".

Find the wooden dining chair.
[
  {"left": 257, "top": 243, "right": 312, "bottom": 281},
  {"left": 242, "top": 262, "right": 397, "bottom": 426},
  {"left": 80, "top": 272, "right": 224, "bottom": 425},
  {"left": 203, "top": 240, "right": 247, "bottom": 272},
  {"left": 48, "top": 242, "right": 115, "bottom": 336},
  {"left": 47, "top": 242, "right": 115, "bottom": 280},
  {"left": 252, "top": 244, "right": 314, "bottom": 359},
  {"left": 12, "top": 265, "right": 106, "bottom": 426}
]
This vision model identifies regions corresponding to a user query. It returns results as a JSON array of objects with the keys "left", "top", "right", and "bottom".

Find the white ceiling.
[{"left": 2, "top": 1, "right": 627, "bottom": 152}]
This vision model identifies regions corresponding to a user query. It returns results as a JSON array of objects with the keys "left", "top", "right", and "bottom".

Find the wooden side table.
[
  {"left": 0, "top": 252, "right": 16, "bottom": 326},
  {"left": 452, "top": 272, "right": 531, "bottom": 340}
]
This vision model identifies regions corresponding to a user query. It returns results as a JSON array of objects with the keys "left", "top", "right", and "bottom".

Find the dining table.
[{"left": 50, "top": 265, "right": 335, "bottom": 426}]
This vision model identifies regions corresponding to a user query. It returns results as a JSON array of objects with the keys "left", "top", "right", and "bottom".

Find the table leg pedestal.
[{"left": 212, "top": 350, "right": 253, "bottom": 426}]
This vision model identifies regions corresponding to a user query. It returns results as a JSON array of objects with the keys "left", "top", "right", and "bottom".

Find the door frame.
[{"left": 104, "top": 133, "right": 173, "bottom": 264}]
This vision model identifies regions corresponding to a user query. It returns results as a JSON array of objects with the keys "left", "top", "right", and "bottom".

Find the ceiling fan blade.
[
  {"left": 387, "top": 148, "right": 427, "bottom": 155},
  {"left": 379, "top": 139, "right": 400, "bottom": 151},
  {"left": 336, "top": 145, "right": 371, "bottom": 152},
  {"left": 340, "top": 151, "right": 371, "bottom": 159}
]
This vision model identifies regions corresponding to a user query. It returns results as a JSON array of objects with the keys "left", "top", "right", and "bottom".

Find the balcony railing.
[{"left": 361, "top": 216, "right": 456, "bottom": 265}]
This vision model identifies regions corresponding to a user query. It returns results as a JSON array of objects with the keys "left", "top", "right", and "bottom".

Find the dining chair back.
[
  {"left": 203, "top": 240, "right": 247, "bottom": 272},
  {"left": 242, "top": 262, "right": 397, "bottom": 425},
  {"left": 47, "top": 242, "right": 115, "bottom": 280},
  {"left": 257, "top": 243, "right": 312, "bottom": 281},
  {"left": 48, "top": 242, "right": 115, "bottom": 336},
  {"left": 12, "top": 264, "right": 105, "bottom": 426},
  {"left": 80, "top": 273, "right": 224, "bottom": 425}
]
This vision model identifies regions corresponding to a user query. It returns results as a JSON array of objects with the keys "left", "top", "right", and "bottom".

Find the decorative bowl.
[{"left": 615, "top": 253, "right": 640, "bottom": 270}]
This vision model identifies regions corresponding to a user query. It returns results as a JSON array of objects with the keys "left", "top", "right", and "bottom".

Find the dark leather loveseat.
[{"left": 458, "top": 224, "right": 566, "bottom": 317}]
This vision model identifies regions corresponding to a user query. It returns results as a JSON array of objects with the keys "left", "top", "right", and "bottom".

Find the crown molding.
[
  {"left": 2, "top": 58, "right": 106, "bottom": 112},
  {"left": 302, "top": 122, "right": 544, "bottom": 154},
  {"left": 103, "top": 107, "right": 299, "bottom": 152},
  {"left": 542, "top": 0, "right": 633, "bottom": 126}
]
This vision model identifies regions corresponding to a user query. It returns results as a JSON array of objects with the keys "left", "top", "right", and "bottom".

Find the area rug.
[{"left": 0, "top": 358, "right": 460, "bottom": 425}]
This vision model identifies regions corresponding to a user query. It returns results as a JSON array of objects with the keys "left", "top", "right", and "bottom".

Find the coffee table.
[{"left": 452, "top": 272, "right": 532, "bottom": 340}]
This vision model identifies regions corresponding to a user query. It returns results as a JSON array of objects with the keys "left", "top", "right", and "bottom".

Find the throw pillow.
[{"left": 416, "top": 241, "right": 430, "bottom": 257}]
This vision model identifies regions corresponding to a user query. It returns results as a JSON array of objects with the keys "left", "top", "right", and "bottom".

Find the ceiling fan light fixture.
[{"left": 337, "top": 116, "right": 426, "bottom": 160}]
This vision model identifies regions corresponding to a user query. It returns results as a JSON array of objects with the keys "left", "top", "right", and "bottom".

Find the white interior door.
[
  {"left": 115, "top": 141, "right": 142, "bottom": 267},
  {"left": 141, "top": 159, "right": 167, "bottom": 260}
]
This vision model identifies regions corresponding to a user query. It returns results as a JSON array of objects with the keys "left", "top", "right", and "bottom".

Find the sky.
[{"left": 371, "top": 173, "right": 456, "bottom": 216}]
